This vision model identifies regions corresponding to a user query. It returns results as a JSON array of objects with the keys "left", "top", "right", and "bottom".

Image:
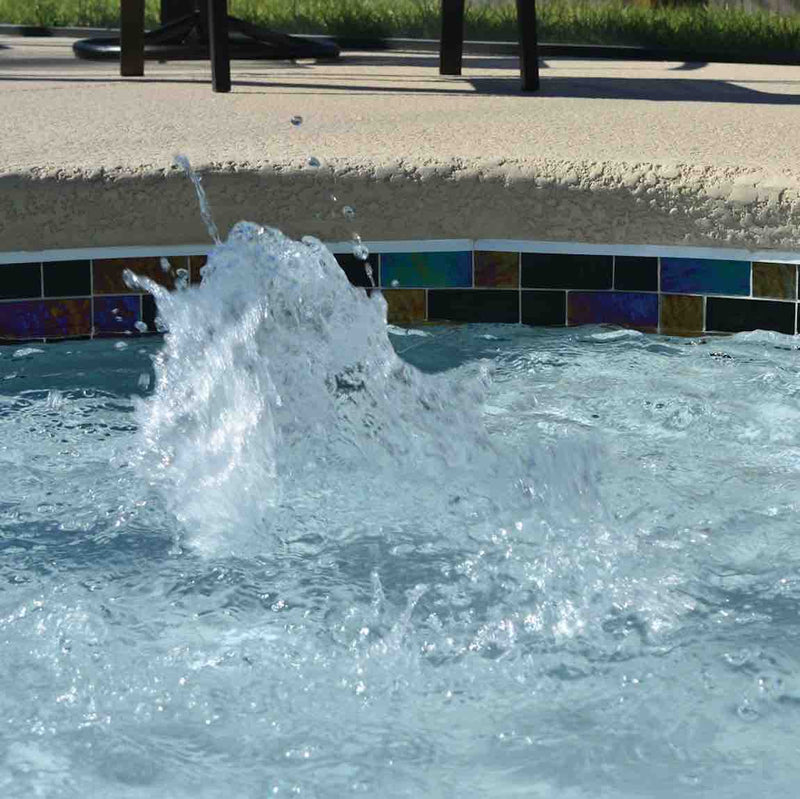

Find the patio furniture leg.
[
  {"left": 516, "top": 0, "right": 540, "bottom": 91},
  {"left": 439, "top": 0, "right": 465, "bottom": 76},
  {"left": 207, "top": 0, "right": 231, "bottom": 93},
  {"left": 120, "top": 0, "right": 145, "bottom": 76}
]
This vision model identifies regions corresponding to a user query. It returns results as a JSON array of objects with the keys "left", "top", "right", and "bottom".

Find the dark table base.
[{"left": 72, "top": 11, "right": 339, "bottom": 62}]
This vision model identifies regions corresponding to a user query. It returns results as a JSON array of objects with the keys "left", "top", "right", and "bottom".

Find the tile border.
[{"left": 1, "top": 238, "right": 799, "bottom": 341}]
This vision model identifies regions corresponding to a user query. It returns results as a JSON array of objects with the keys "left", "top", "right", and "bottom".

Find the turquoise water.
[{"left": 2, "top": 226, "right": 800, "bottom": 797}]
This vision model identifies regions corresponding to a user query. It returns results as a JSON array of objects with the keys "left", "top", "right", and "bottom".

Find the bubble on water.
[
  {"left": 12, "top": 347, "right": 44, "bottom": 360},
  {"left": 290, "top": 115, "right": 303, "bottom": 126},
  {"left": 114, "top": 341, "right": 128, "bottom": 350},
  {"left": 134, "top": 321, "right": 149, "bottom": 333},
  {"left": 342, "top": 205, "right": 356, "bottom": 220},
  {"left": 307, "top": 156, "right": 320, "bottom": 168}
]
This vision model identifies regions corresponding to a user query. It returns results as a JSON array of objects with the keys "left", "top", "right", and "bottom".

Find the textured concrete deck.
[{"left": 2, "top": 34, "right": 800, "bottom": 252}]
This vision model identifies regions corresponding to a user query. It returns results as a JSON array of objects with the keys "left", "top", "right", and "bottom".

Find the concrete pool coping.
[{"left": 2, "top": 33, "right": 800, "bottom": 254}]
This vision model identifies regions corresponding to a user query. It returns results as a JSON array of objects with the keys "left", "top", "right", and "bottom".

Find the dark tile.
[
  {"left": 706, "top": 297, "right": 795, "bottom": 335},
  {"left": 521, "top": 290, "right": 566, "bottom": 326},
  {"left": 568, "top": 292, "right": 658, "bottom": 330},
  {"left": 382, "top": 289, "right": 426, "bottom": 324},
  {"left": 752, "top": 262, "right": 796, "bottom": 300},
  {"left": 189, "top": 255, "right": 208, "bottom": 285},
  {"left": 614, "top": 256, "right": 658, "bottom": 292},
  {"left": 43, "top": 299, "right": 92, "bottom": 338},
  {"left": 43, "top": 260, "right": 91, "bottom": 298},
  {"left": 380, "top": 252, "right": 471, "bottom": 288},
  {"left": 93, "top": 256, "right": 184, "bottom": 294},
  {"left": 661, "top": 258, "right": 749, "bottom": 296},
  {"left": 474, "top": 251, "right": 519, "bottom": 288},
  {"left": 661, "top": 294, "right": 703, "bottom": 335},
  {"left": 428, "top": 290, "right": 518, "bottom": 323},
  {"left": 335, "top": 252, "right": 379, "bottom": 288},
  {"left": 0, "top": 300, "right": 46, "bottom": 339},
  {"left": 142, "top": 294, "right": 159, "bottom": 332},
  {"left": 0, "top": 263, "right": 42, "bottom": 300},
  {"left": 521, "top": 253, "right": 612, "bottom": 290},
  {"left": 93, "top": 295, "right": 141, "bottom": 336}
]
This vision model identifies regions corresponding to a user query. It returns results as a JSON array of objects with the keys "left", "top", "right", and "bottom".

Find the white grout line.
[
  {"left": 474, "top": 240, "right": 800, "bottom": 263},
  {"left": 4, "top": 239, "right": 800, "bottom": 264},
  {"left": 0, "top": 245, "right": 213, "bottom": 264},
  {"left": 326, "top": 239, "right": 474, "bottom": 255}
]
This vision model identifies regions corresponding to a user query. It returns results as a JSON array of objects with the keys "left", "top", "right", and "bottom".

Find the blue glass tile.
[
  {"left": 661, "top": 258, "right": 750, "bottom": 296},
  {"left": 380, "top": 252, "right": 471, "bottom": 288},
  {"left": 568, "top": 292, "right": 658, "bottom": 328},
  {"left": 0, "top": 300, "right": 45, "bottom": 339},
  {"left": 93, "top": 295, "right": 141, "bottom": 335}
]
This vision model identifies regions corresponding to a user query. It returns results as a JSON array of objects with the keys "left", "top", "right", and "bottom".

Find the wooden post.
[
  {"left": 120, "top": 0, "right": 145, "bottom": 77},
  {"left": 516, "top": 0, "right": 540, "bottom": 91},
  {"left": 208, "top": 0, "right": 231, "bottom": 93},
  {"left": 439, "top": 0, "right": 465, "bottom": 76}
]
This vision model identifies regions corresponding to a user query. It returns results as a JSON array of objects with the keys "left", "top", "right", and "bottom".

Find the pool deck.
[{"left": 2, "top": 32, "right": 800, "bottom": 253}]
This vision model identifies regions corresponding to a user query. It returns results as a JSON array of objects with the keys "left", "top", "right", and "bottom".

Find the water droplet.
[
  {"left": 352, "top": 243, "right": 369, "bottom": 262},
  {"left": 307, "top": 156, "right": 320, "bottom": 167},
  {"left": 45, "top": 389, "right": 65, "bottom": 410},
  {"left": 175, "top": 268, "right": 190, "bottom": 291},
  {"left": 114, "top": 341, "right": 128, "bottom": 350},
  {"left": 134, "top": 321, "right": 149, "bottom": 333},
  {"left": 111, "top": 307, "right": 120, "bottom": 315},
  {"left": 342, "top": 205, "right": 356, "bottom": 220},
  {"left": 290, "top": 115, "right": 303, "bottom": 126},
  {"left": 114, "top": 316, "right": 124, "bottom": 322},
  {"left": 329, "top": 194, "right": 338, "bottom": 204},
  {"left": 391, "top": 279, "right": 400, "bottom": 287},
  {"left": 160, "top": 257, "right": 172, "bottom": 273}
]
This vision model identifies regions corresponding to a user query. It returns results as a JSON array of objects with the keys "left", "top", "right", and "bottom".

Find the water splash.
[
  {"left": 173, "top": 155, "right": 220, "bottom": 245},
  {"left": 131, "top": 221, "right": 498, "bottom": 554}
]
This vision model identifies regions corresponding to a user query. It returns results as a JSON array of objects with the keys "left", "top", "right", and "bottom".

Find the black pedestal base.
[{"left": 72, "top": 11, "right": 340, "bottom": 61}]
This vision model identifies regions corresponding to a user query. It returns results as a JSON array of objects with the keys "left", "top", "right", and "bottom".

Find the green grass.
[{"left": 2, "top": 0, "right": 800, "bottom": 55}]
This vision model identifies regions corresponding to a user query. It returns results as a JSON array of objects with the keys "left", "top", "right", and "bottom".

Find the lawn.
[{"left": 2, "top": 0, "right": 800, "bottom": 55}]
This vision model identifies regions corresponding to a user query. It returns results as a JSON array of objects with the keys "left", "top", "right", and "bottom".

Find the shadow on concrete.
[{"left": 1, "top": 54, "right": 800, "bottom": 104}]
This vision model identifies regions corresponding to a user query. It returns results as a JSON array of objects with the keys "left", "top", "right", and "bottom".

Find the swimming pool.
[{"left": 2, "top": 223, "right": 800, "bottom": 797}]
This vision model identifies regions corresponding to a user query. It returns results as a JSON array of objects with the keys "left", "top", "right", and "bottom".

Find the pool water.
[{"left": 2, "top": 225, "right": 800, "bottom": 798}]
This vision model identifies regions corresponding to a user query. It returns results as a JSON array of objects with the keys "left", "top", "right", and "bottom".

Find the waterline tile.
[
  {"left": 522, "top": 254, "right": 613, "bottom": 290},
  {"left": 661, "top": 258, "right": 750, "bottom": 296},
  {"left": 428, "top": 290, "right": 519, "bottom": 323},
  {"left": 706, "top": 297, "right": 795, "bottom": 335},
  {"left": 568, "top": 292, "right": 658, "bottom": 330},
  {"left": 380, "top": 252, "right": 471, "bottom": 288}
]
